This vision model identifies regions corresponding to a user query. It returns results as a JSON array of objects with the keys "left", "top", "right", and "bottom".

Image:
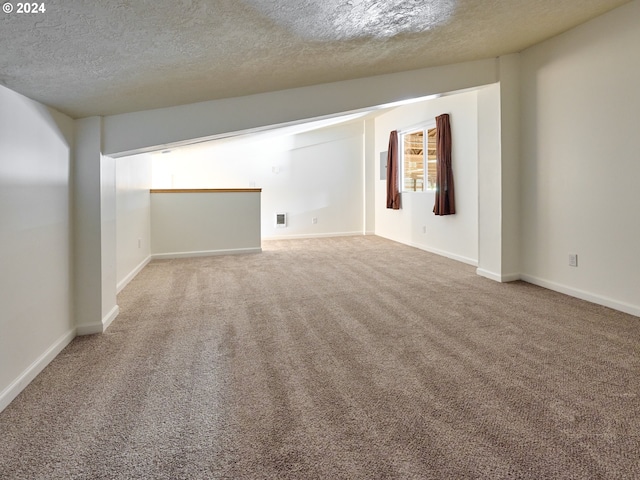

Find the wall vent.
[{"left": 275, "top": 213, "right": 287, "bottom": 228}]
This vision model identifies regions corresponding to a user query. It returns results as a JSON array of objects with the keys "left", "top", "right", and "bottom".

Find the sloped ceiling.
[{"left": 0, "top": 0, "right": 630, "bottom": 118}]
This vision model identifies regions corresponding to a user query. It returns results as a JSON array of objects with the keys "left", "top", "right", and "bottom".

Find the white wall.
[
  {"left": 476, "top": 55, "right": 522, "bottom": 283},
  {"left": 101, "top": 154, "right": 117, "bottom": 320},
  {"left": 519, "top": 0, "right": 640, "bottom": 316},
  {"left": 477, "top": 84, "right": 503, "bottom": 278},
  {"left": 0, "top": 85, "right": 75, "bottom": 411},
  {"left": 116, "top": 153, "right": 152, "bottom": 291},
  {"left": 364, "top": 118, "right": 376, "bottom": 235},
  {"left": 150, "top": 191, "right": 261, "bottom": 256},
  {"left": 152, "top": 121, "right": 366, "bottom": 239},
  {"left": 498, "top": 55, "right": 521, "bottom": 280},
  {"left": 374, "top": 92, "right": 479, "bottom": 265},
  {"left": 74, "top": 117, "right": 119, "bottom": 335}
]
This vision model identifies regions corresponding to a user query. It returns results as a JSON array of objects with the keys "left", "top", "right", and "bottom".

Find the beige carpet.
[{"left": 1, "top": 236, "right": 639, "bottom": 479}]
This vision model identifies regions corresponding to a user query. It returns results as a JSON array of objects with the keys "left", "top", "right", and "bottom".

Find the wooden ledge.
[{"left": 150, "top": 188, "right": 262, "bottom": 193}]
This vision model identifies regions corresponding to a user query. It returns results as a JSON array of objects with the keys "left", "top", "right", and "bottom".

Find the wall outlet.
[
  {"left": 422, "top": 225, "right": 427, "bottom": 233},
  {"left": 568, "top": 253, "right": 578, "bottom": 267},
  {"left": 138, "top": 238, "right": 142, "bottom": 249},
  {"left": 312, "top": 217, "right": 318, "bottom": 224}
]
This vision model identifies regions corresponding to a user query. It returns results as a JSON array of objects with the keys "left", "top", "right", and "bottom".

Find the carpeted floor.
[{"left": 1, "top": 236, "right": 639, "bottom": 479}]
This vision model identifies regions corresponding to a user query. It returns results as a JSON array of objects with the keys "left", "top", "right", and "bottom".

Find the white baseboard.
[
  {"left": 0, "top": 328, "right": 75, "bottom": 413},
  {"left": 501, "top": 273, "right": 521, "bottom": 282},
  {"left": 373, "top": 233, "right": 478, "bottom": 267},
  {"left": 409, "top": 241, "right": 478, "bottom": 267},
  {"left": 262, "top": 231, "right": 364, "bottom": 241},
  {"left": 477, "top": 268, "right": 521, "bottom": 283},
  {"left": 520, "top": 274, "right": 640, "bottom": 318},
  {"left": 76, "top": 322, "right": 104, "bottom": 336},
  {"left": 102, "top": 305, "right": 120, "bottom": 332},
  {"left": 76, "top": 305, "right": 120, "bottom": 336},
  {"left": 151, "top": 247, "right": 262, "bottom": 260},
  {"left": 117, "top": 255, "right": 151, "bottom": 293},
  {"left": 476, "top": 268, "right": 502, "bottom": 282}
]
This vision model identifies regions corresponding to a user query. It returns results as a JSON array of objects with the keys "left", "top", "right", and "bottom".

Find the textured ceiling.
[{"left": 0, "top": 0, "right": 630, "bottom": 118}]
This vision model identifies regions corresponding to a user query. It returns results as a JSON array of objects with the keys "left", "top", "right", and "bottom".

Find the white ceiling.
[{"left": 0, "top": 0, "right": 630, "bottom": 118}]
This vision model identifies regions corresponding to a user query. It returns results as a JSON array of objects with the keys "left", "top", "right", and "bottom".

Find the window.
[{"left": 401, "top": 125, "right": 437, "bottom": 192}]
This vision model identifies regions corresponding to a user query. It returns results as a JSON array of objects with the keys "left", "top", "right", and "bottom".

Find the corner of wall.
[
  {"left": 0, "top": 328, "right": 76, "bottom": 413},
  {"left": 498, "top": 54, "right": 522, "bottom": 278}
]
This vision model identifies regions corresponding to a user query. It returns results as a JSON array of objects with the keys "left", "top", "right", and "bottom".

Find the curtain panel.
[
  {"left": 433, "top": 114, "right": 455, "bottom": 215},
  {"left": 386, "top": 130, "right": 401, "bottom": 210}
]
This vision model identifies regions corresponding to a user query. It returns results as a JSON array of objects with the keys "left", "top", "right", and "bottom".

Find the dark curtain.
[
  {"left": 386, "top": 130, "right": 401, "bottom": 210},
  {"left": 433, "top": 114, "right": 455, "bottom": 215}
]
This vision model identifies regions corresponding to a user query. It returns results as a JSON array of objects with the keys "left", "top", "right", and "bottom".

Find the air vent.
[{"left": 275, "top": 213, "right": 287, "bottom": 228}]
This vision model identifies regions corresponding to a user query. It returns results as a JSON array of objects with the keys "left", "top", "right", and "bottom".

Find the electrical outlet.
[
  {"left": 422, "top": 226, "right": 427, "bottom": 233},
  {"left": 312, "top": 217, "right": 318, "bottom": 224},
  {"left": 568, "top": 253, "right": 578, "bottom": 267},
  {"left": 138, "top": 238, "right": 142, "bottom": 249}
]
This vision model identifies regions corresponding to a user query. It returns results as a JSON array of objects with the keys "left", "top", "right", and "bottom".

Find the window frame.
[{"left": 399, "top": 121, "right": 437, "bottom": 193}]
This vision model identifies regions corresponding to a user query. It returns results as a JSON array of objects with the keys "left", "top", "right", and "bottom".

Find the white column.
[{"left": 74, "top": 116, "right": 119, "bottom": 334}]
